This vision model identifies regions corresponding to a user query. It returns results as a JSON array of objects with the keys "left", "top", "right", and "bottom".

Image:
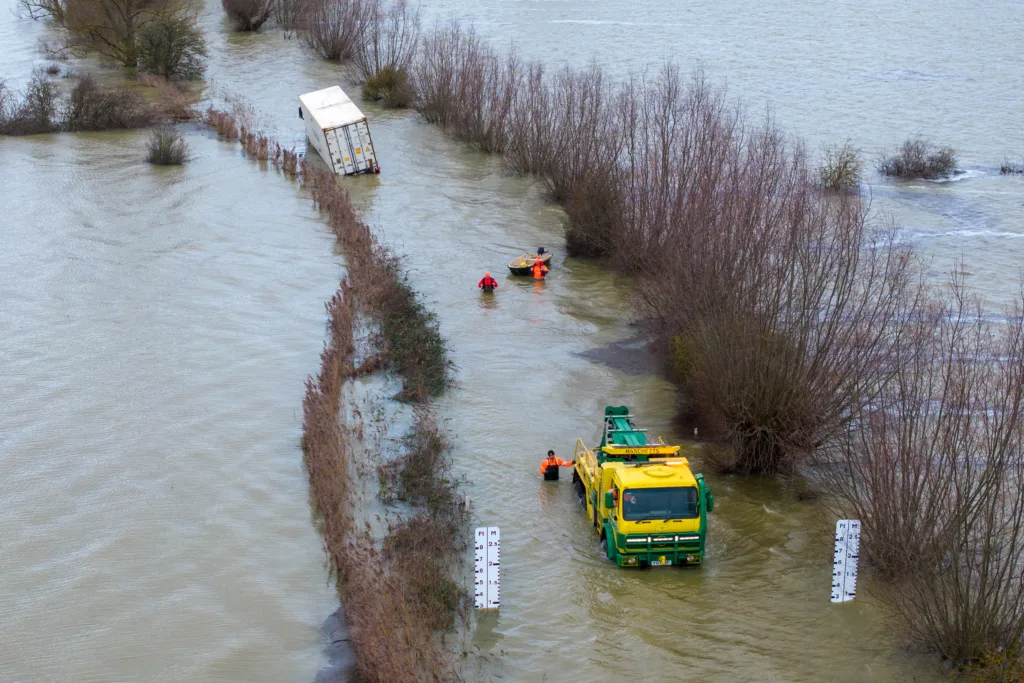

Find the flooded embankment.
[{"left": 2, "top": 0, "right": 1023, "bottom": 680}]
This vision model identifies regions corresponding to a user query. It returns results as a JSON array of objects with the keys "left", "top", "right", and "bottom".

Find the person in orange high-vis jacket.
[
  {"left": 539, "top": 450, "right": 573, "bottom": 480},
  {"left": 531, "top": 258, "right": 549, "bottom": 280}
]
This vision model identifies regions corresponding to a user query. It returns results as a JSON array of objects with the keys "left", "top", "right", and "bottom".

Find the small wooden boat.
[{"left": 509, "top": 251, "right": 552, "bottom": 276}]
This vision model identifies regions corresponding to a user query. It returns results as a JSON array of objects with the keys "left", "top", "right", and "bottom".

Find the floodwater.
[{"left": 2, "top": 0, "right": 1022, "bottom": 681}]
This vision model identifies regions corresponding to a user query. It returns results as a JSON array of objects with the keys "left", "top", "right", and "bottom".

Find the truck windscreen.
[{"left": 622, "top": 487, "right": 699, "bottom": 520}]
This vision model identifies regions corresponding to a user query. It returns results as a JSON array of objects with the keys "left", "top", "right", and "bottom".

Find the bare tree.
[
  {"left": 819, "top": 272, "right": 1024, "bottom": 666},
  {"left": 273, "top": 0, "right": 307, "bottom": 35},
  {"left": 354, "top": 0, "right": 420, "bottom": 106},
  {"left": 300, "top": 0, "right": 369, "bottom": 61},
  {"left": 17, "top": 0, "right": 68, "bottom": 22},
  {"left": 62, "top": 0, "right": 190, "bottom": 67}
]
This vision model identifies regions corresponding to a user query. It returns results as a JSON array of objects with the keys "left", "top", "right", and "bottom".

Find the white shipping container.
[{"left": 298, "top": 86, "right": 380, "bottom": 176}]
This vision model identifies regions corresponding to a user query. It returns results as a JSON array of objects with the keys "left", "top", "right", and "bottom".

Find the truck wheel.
[{"left": 574, "top": 479, "right": 586, "bottom": 509}]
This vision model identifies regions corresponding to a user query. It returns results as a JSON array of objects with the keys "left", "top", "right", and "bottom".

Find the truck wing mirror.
[
  {"left": 706, "top": 490, "right": 715, "bottom": 513},
  {"left": 604, "top": 491, "right": 614, "bottom": 509}
]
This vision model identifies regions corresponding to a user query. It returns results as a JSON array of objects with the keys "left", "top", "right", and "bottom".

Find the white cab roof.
[{"left": 299, "top": 86, "right": 366, "bottom": 129}]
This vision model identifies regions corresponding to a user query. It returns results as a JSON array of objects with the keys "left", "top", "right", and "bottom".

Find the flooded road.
[{"left": 3, "top": 0, "right": 1023, "bottom": 680}]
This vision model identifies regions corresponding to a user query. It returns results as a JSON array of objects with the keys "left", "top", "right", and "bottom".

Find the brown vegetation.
[
  {"left": 878, "top": 136, "right": 960, "bottom": 179},
  {"left": 222, "top": 0, "right": 273, "bottom": 32},
  {"left": 295, "top": 169, "right": 461, "bottom": 680},
  {"left": 818, "top": 273, "right": 1024, "bottom": 668},
  {"left": 355, "top": 0, "right": 419, "bottom": 107},
  {"left": 146, "top": 125, "right": 189, "bottom": 164},
  {"left": 200, "top": 107, "right": 461, "bottom": 676},
  {"left": 20, "top": 0, "right": 206, "bottom": 77},
  {"left": 0, "top": 75, "right": 60, "bottom": 135},
  {"left": 819, "top": 140, "right": 862, "bottom": 190},
  {"left": 1, "top": 73, "right": 155, "bottom": 135},
  {"left": 1001, "top": 159, "right": 1024, "bottom": 176},
  {"left": 63, "top": 74, "right": 152, "bottom": 130},
  {"left": 411, "top": 39, "right": 921, "bottom": 473},
  {"left": 300, "top": 0, "right": 368, "bottom": 61}
]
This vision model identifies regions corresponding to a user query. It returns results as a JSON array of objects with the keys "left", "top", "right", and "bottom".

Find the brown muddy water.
[{"left": 2, "top": 0, "right": 1023, "bottom": 681}]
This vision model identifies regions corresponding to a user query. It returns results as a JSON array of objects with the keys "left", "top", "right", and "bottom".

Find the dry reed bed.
[
  {"left": 297, "top": 210, "right": 462, "bottom": 680},
  {"left": 201, "top": 106, "right": 461, "bottom": 679}
]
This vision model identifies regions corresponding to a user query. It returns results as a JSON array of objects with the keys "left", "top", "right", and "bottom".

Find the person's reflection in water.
[{"left": 478, "top": 293, "right": 498, "bottom": 312}]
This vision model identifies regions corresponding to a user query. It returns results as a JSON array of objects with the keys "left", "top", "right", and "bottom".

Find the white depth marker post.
[
  {"left": 831, "top": 519, "right": 861, "bottom": 603},
  {"left": 474, "top": 527, "right": 500, "bottom": 610}
]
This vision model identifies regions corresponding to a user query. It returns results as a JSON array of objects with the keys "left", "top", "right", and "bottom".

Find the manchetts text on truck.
[{"left": 572, "top": 406, "right": 714, "bottom": 568}]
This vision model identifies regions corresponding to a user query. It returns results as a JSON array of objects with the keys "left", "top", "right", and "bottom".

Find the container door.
[
  {"left": 326, "top": 128, "right": 355, "bottom": 174},
  {"left": 355, "top": 121, "right": 376, "bottom": 169},
  {"left": 344, "top": 123, "right": 369, "bottom": 172}
]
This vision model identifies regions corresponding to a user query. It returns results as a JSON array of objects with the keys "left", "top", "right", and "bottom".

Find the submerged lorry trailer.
[
  {"left": 573, "top": 406, "right": 714, "bottom": 567},
  {"left": 298, "top": 86, "right": 380, "bottom": 176}
]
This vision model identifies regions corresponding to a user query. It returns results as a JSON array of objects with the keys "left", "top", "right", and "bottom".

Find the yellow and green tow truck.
[{"left": 572, "top": 406, "right": 714, "bottom": 567}]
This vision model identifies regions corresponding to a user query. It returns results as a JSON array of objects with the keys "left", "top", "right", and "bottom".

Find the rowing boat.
[{"left": 509, "top": 251, "right": 552, "bottom": 275}]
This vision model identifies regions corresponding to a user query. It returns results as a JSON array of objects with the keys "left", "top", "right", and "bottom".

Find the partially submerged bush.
[
  {"left": 356, "top": 0, "right": 419, "bottom": 107},
  {"left": 819, "top": 273, "right": 1024, "bottom": 665},
  {"left": 62, "top": 75, "right": 152, "bottom": 131},
  {"left": 878, "top": 136, "right": 959, "bottom": 179},
  {"left": 137, "top": 14, "right": 208, "bottom": 79},
  {"left": 1001, "top": 158, "right": 1024, "bottom": 175},
  {"left": 819, "top": 140, "right": 862, "bottom": 190},
  {"left": 362, "top": 64, "right": 412, "bottom": 107},
  {"left": 146, "top": 126, "right": 190, "bottom": 164},
  {"left": 0, "top": 74, "right": 60, "bottom": 135},
  {"left": 222, "top": 0, "right": 273, "bottom": 31},
  {"left": 300, "top": 0, "right": 368, "bottom": 60}
]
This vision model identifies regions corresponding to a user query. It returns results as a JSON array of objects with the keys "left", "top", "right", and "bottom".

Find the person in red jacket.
[
  {"left": 478, "top": 272, "right": 499, "bottom": 292},
  {"left": 539, "top": 450, "right": 573, "bottom": 480}
]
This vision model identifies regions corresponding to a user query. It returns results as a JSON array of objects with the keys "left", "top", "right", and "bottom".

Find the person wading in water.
[
  {"left": 539, "top": 450, "right": 573, "bottom": 480},
  {"left": 478, "top": 271, "right": 499, "bottom": 292},
  {"left": 531, "top": 258, "right": 549, "bottom": 280}
]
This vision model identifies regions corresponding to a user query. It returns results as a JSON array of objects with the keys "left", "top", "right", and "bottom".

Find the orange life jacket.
[
  {"left": 532, "top": 261, "right": 547, "bottom": 279},
  {"left": 539, "top": 456, "right": 570, "bottom": 475}
]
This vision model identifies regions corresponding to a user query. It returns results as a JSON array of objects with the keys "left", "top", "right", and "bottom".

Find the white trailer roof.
[{"left": 299, "top": 86, "right": 366, "bottom": 129}]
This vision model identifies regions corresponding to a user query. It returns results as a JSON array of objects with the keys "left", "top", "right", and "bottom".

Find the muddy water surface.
[{"left": 3, "top": 0, "right": 1023, "bottom": 681}]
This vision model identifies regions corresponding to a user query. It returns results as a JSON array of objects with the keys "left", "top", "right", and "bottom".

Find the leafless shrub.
[
  {"left": 273, "top": 0, "right": 308, "bottom": 34},
  {"left": 146, "top": 125, "right": 190, "bottom": 164},
  {"left": 819, "top": 140, "right": 862, "bottom": 190},
  {"left": 1001, "top": 159, "right": 1024, "bottom": 176},
  {"left": 18, "top": 0, "right": 67, "bottom": 21},
  {"left": 626, "top": 71, "right": 922, "bottom": 473},
  {"left": 356, "top": 0, "right": 419, "bottom": 107},
  {"left": 300, "top": 0, "right": 368, "bottom": 61},
  {"left": 0, "top": 74, "right": 60, "bottom": 135},
  {"left": 62, "top": 74, "right": 153, "bottom": 130},
  {"left": 818, "top": 272, "right": 1024, "bottom": 666},
  {"left": 878, "top": 136, "right": 960, "bottom": 179},
  {"left": 504, "top": 61, "right": 554, "bottom": 174}
]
